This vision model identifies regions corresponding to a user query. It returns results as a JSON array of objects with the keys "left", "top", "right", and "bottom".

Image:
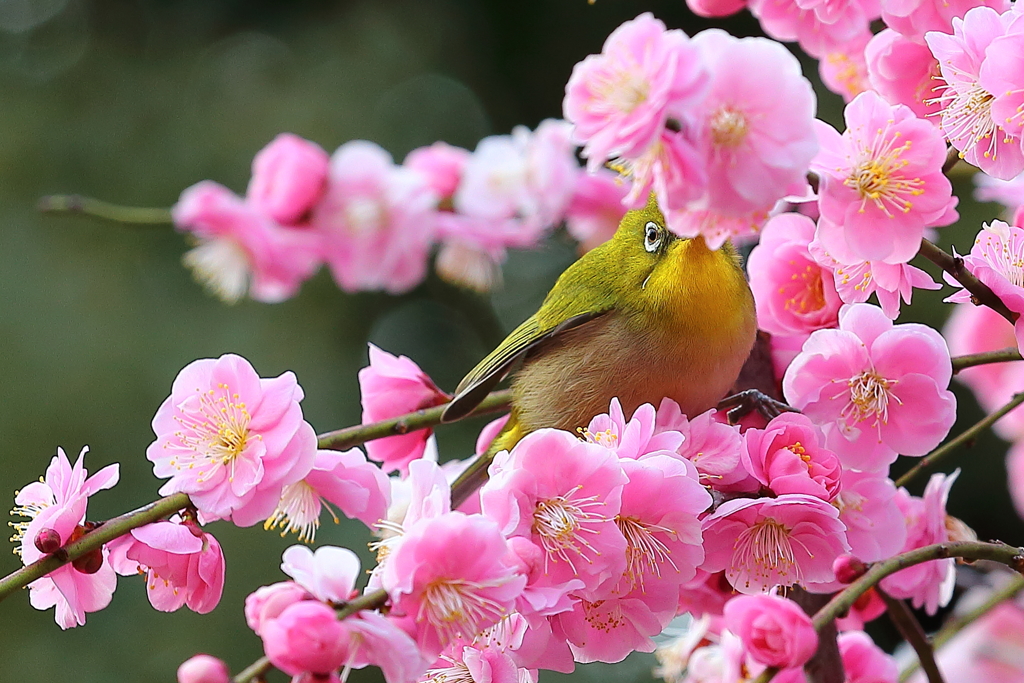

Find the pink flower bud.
[
  {"left": 832, "top": 555, "right": 868, "bottom": 584},
  {"left": 724, "top": 594, "right": 818, "bottom": 669},
  {"left": 34, "top": 528, "right": 62, "bottom": 554},
  {"left": 247, "top": 133, "right": 330, "bottom": 225},
  {"left": 177, "top": 654, "right": 230, "bottom": 683},
  {"left": 261, "top": 600, "right": 352, "bottom": 676},
  {"left": 245, "top": 581, "right": 309, "bottom": 636}
]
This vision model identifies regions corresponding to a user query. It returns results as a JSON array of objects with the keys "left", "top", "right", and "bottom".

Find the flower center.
[
  {"left": 531, "top": 487, "right": 607, "bottom": 572},
  {"left": 582, "top": 599, "right": 627, "bottom": 633},
  {"left": 930, "top": 79, "right": 1000, "bottom": 161},
  {"left": 595, "top": 66, "right": 650, "bottom": 115},
  {"left": 169, "top": 383, "right": 256, "bottom": 485},
  {"left": 8, "top": 494, "right": 52, "bottom": 553},
  {"left": 616, "top": 515, "right": 678, "bottom": 589},
  {"left": 840, "top": 370, "right": 901, "bottom": 429},
  {"left": 782, "top": 264, "right": 826, "bottom": 314},
  {"left": 423, "top": 656, "right": 475, "bottom": 683},
  {"left": 182, "top": 237, "right": 250, "bottom": 304},
  {"left": 709, "top": 106, "right": 749, "bottom": 148},
  {"left": 975, "top": 227, "right": 1024, "bottom": 289},
  {"left": 264, "top": 481, "right": 328, "bottom": 543},
  {"left": 844, "top": 130, "right": 924, "bottom": 217},
  {"left": 731, "top": 518, "right": 802, "bottom": 589},
  {"left": 579, "top": 426, "right": 619, "bottom": 449},
  {"left": 419, "top": 578, "right": 508, "bottom": 645}
]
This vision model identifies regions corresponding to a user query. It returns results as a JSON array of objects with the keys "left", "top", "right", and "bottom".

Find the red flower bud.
[{"left": 33, "top": 528, "right": 62, "bottom": 554}]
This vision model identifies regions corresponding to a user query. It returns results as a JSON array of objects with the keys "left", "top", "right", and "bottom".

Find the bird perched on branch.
[{"left": 443, "top": 195, "right": 757, "bottom": 501}]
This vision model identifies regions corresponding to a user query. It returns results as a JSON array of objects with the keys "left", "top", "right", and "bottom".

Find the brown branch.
[
  {"left": 878, "top": 590, "right": 944, "bottom": 683},
  {"left": 952, "top": 348, "right": 1023, "bottom": 373},
  {"left": 917, "top": 239, "right": 1016, "bottom": 324}
]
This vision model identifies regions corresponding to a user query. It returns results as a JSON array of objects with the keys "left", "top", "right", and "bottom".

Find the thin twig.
[
  {"left": 38, "top": 194, "right": 173, "bottom": 224},
  {"left": 754, "top": 541, "right": 1024, "bottom": 683},
  {"left": 917, "top": 239, "right": 1016, "bottom": 324},
  {"left": 232, "top": 657, "right": 272, "bottom": 683},
  {"left": 896, "top": 392, "right": 1024, "bottom": 488},
  {"left": 317, "top": 389, "right": 511, "bottom": 451},
  {"left": 952, "top": 348, "right": 1023, "bottom": 373},
  {"left": 0, "top": 492, "right": 191, "bottom": 602},
  {"left": 899, "top": 574, "right": 1024, "bottom": 682},
  {"left": 878, "top": 590, "right": 944, "bottom": 683}
]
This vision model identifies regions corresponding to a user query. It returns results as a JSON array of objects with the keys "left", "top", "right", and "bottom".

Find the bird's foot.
[{"left": 718, "top": 389, "right": 799, "bottom": 425}]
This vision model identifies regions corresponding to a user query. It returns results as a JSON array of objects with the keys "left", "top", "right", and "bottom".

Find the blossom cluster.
[{"left": 172, "top": 125, "right": 628, "bottom": 303}]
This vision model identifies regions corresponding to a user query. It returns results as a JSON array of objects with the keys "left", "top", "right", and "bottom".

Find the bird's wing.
[{"left": 440, "top": 307, "right": 610, "bottom": 423}]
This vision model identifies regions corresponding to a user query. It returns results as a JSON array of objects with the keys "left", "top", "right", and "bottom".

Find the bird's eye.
[{"left": 644, "top": 222, "right": 663, "bottom": 253}]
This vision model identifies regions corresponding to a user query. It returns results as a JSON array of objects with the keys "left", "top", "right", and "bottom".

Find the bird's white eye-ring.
[{"left": 644, "top": 222, "right": 663, "bottom": 253}]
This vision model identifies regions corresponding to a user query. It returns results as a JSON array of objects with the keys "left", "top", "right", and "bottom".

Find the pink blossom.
[
  {"left": 701, "top": 494, "right": 850, "bottom": 594},
  {"left": 109, "top": 517, "right": 225, "bottom": 614},
  {"left": 742, "top": 413, "right": 842, "bottom": 501},
  {"left": 565, "top": 169, "right": 631, "bottom": 251},
  {"left": 981, "top": 17, "right": 1024, "bottom": 156},
  {"left": 358, "top": 344, "right": 449, "bottom": 475},
  {"left": 262, "top": 600, "right": 351, "bottom": 676},
  {"left": 381, "top": 511, "right": 526, "bottom": 655},
  {"left": 581, "top": 398, "right": 685, "bottom": 460},
  {"left": 280, "top": 544, "right": 361, "bottom": 603},
  {"left": 424, "top": 642, "right": 525, "bottom": 683},
  {"left": 9, "top": 446, "right": 119, "bottom": 628},
  {"left": 812, "top": 90, "right": 957, "bottom": 265},
  {"left": 975, "top": 170, "right": 1024, "bottom": 225},
  {"left": 748, "top": 213, "right": 842, "bottom": 337},
  {"left": 782, "top": 304, "right": 957, "bottom": 471},
  {"left": 311, "top": 140, "right": 438, "bottom": 294},
  {"left": 926, "top": 6, "right": 1024, "bottom": 180},
  {"left": 808, "top": 236, "right": 940, "bottom": 320},
  {"left": 724, "top": 593, "right": 818, "bottom": 668},
  {"left": 177, "top": 654, "right": 230, "bottom": 683},
  {"left": 838, "top": 631, "right": 898, "bottom": 683},
  {"left": 618, "top": 128, "right": 707, "bottom": 213},
  {"left": 946, "top": 221, "right": 1024, "bottom": 354},
  {"left": 654, "top": 401, "right": 752, "bottom": 492},
  {"left": 247, "top": 133, "right": 330, "bottom": 225},
  {"left": 663, "top": 204, "right": 777, "bottom": 250},
  {"left": 817, "top": 32, "right": 871, "bottom": 103},
  {"left": 686, "top": 0, "right": 746, "bottom": 17},
  {"left": 264, "top": 447, "right": 391, "bottom": 541},
  {"left": 865, "top": 30, "right": 942, "bottom": 121},
  {"left": 834, "top": 470, "right": 907, "bottom": 562},
  {"left": 563, "top": 13, "right": 708, "bottom": 173},
  {"left": 173, "top": 181, "right": 321, "bottom": 303},
  {"left": 682, "top": 30, "right": 817, "bottom": 221},
  {"left": 147, "top": 354, "right": 317, "bottom": 526},
  {"left": 747, "top": 0, "right": 879, "bottom": 59},
  {"left": 880, "top": 471, "right": 958, "bottom": 614},
  {"left": 943, "top": 302, "right": 1024, "bottom": 440},
  {"left": 835, "top": 588, "right": 887, "bottom": 632},
  {"left": 916, "top": 598, "right": 1024, "bottom": 682},
  {"left": 404, "top": 141, "right": 470, "bottom": 200},
  {"left": 480, "top": 429, "right": 627, "bottom": 599},
  {"left": 245, "top": 581, "right": 308, "bottom": 636},
  {"left": 884, "top": 0, "right": 1009, "bottom": 44}
]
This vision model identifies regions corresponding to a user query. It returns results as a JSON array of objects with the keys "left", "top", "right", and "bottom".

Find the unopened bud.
[
  {"left": 33, "top": 528, "right": 62, "bottom": 554},
  {"left": 177, "top": 654, "right": 230, "bottom": 683},
  {"left": 71, "top": 548, "right": 104, "bottom": 574},
  {"left": 832, "top": 555, "right": 868, "bottom": 584}
]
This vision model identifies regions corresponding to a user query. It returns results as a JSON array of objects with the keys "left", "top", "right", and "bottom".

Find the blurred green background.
[{"left": 0, "top": 1, "right": 1018, "bottom": 681}]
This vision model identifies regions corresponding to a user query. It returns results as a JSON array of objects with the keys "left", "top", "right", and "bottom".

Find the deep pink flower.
[
  {"left": 480, "top": 429, "right": 627, "bottom": 599},
  {"left": 10, "top": 446, "right": 119, "bottom": 629},
  {"left": 109, "top": 517, "right": 225, "bottom": 614},
  {"left": 817, "top": 31, "right": 870, "bottom": 103},
  {"left": 686, "top": 30, "right": 818, "bottom": 218},
  {"left": 838, "top": 631, "right": 898, "bottom": 683},
  {"left": 724, "top": 593, "right": 818, "bottom": 668},
  {"left": 262, "top": 600, "right": 351, "bottom": 676},
  {"left": 247, "top": 133, "right": 330, "bottom": 225},
  {"left": 173, "top": 181, "right": 322, "bottom": 303},
  {"left": 311, "top": 140, "right": 438, "bottom": 294},
  {"left": 581, "top": 398, "right": 685, "bottom": 460},
  {"left": 245, "top": 581, "right": 308, "bottom": 636},
  {"left": 748, "top": 213, "right": 842, "bottom": 337},
  {"left": 686, "top": 0, "right": 746, "bottom": 17},
  {"left": 654, "top": 401, "right": 753, "bottom": 492},
  {"left": 834, "top": 470, "right": 907, "bottom": 562},
  {"left": 358, "top": 344, "right": 451, "bottom": 475},
  {"left": 742, "top": 413, "right": 842, "bottom": 501},
  {"left": 404, "top": 141, "right": 470, "bottom": 200},
  {"left": 424, "top": 641, "right": 525, "bottom": 683},
  {"left": 619, "top": 128, "right": 707, "bottom": 214},
  {"left": 865, "top": 29, "right": 942, "bottom": 121},
  {"left": 563, "top": 13, "right": 708, "bottom": 173},
  {"left": 808, "top": 236, "right": 940, "bottom": 319},
  {"left": 884, "top": 0, "right": 1009, "bottom": 44},
  {"left": 147, "top": 354, "right": 317, "bottom": 526},
  {"left": 880, "top": 471, "right": 958, "bottom": 614},
  {"left": 177, "top": 654, "right": 230, "bottom": 683},
  {"left": 783, "top": 304, "right": 957, "bottom": 471},
  {"left": 812, "top": 90, "right": 957, "bottom": 265},
  {"left": 565, "top": 168, "right": 631, "bottom": 252},
  {"left": 979, "top": 17, "right": 1024, "bottom": 157},
  {"left": 748, "top": 0, "right": 878, "bottom": 59},
  {"left": 946, "top": 221, "right": 1024, "bottom": 354},
  {"left": 701, "top": 494, "right": 850, "bottom": 594},
  {"left": 381, "top": 511, "right": 526, "bottom": 655},
  {"left": 944, "top": 302, "right": 1024, "bottom": 440},
  {"left": 264, "top": 447, "right": 390, "bottom": 541},
  {"left": 926, "top": 6, "right": 1024, "bottom": 180}
]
